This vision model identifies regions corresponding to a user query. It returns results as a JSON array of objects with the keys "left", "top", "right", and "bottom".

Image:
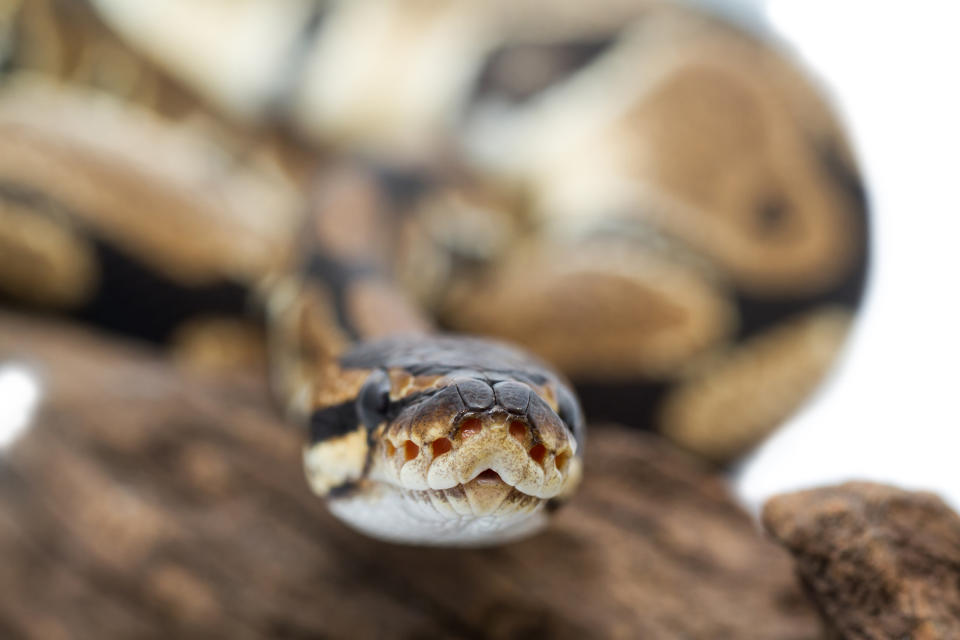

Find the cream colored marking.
[
  {"left": 303, "top": 426, "right": 369, "bottom": 496},
  {"left": 291, "top": 0, "right": 494, "bottom": 158},
  {"left": 90, "top": 0, "right": 316, "bottom": 120}
]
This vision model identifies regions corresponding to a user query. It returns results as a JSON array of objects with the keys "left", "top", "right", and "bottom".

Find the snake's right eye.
[
  {"left": 554, "top": 385, "right": 585, "bottom": 444},
  {"left": 356, "top": 369, "right": 391, "bottom": 430}
]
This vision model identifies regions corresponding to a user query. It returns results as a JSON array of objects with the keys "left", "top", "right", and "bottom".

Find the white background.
[{"left": 732, "top": 1, "right": 960, "bottom": 512}]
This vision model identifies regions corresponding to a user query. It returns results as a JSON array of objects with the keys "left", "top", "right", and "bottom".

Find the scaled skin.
[{"left": 302, "top": 335, "right": 585, "bottom": 546}]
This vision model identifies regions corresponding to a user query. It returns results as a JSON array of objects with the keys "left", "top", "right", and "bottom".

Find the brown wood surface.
[
  {"left": 765, "top": 482, "right": 960, "bottom": 640},
  {"left": 0, "top": 312, "right": 821, "bottom": 639}
]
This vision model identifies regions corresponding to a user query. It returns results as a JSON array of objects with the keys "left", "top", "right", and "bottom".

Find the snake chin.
[
  {"left": 326, "top": 475, "right": 555, "bottom": 547},
  {"left": 329, "top": 440, "right": 582, "bottom": 547},
  {"left": 400, "top": 468, "right": 550, "bottom": 518}
]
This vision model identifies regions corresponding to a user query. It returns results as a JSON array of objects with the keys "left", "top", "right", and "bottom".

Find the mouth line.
[
  {"left": 385, "top": 469, "right": 542, "bottom": 500},
  {"left": 401, "top": 482, "right": 545, "bottom": 517},
  {"left": 474, "top": 468, "right": 502, "bottom": 483}
]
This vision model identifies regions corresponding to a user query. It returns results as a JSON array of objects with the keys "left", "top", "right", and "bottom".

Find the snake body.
[
  {"left": 0, "top": 1, "right": 867, "bottom": 545},
  {"left": 263, "top": 167, "right": 584, "bottom": 544}
]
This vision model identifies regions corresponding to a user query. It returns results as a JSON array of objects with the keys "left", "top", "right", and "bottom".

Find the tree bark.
[{"left": 0, "top": 312, "right": 820, "bottom": 639}]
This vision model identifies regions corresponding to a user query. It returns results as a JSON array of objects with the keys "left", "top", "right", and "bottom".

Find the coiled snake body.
[{"left": 0, "top": 0, "right": 867, "bottom": 545}]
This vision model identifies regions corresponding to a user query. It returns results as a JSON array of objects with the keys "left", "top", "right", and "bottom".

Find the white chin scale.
[{"left": 327, "top": 486, "right": 549, "bottom": 547}]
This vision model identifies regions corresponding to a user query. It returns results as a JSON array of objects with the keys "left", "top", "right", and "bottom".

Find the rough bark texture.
[
  {"left": 764, "top": 482, "right": 960, "bottom": 640},
  {"left": 0, "top": 312, "right": 820, "bottom": 639}
]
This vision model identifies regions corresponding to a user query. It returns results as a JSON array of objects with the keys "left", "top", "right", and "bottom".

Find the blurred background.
[{"left": 0, "top": 0, "right": 957, "bottom": 521}]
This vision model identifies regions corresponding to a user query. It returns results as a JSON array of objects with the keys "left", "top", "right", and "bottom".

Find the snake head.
[{"left": 302, "top": 336, "right": 585, "bottom": 546}]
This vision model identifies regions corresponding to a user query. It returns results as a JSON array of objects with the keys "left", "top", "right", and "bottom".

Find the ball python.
[{"left": 0, "top": 0, "right": 867, "bottom": 545}]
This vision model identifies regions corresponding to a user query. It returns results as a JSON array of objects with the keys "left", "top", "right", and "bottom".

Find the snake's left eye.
[
  {"left": 356, "top": 369, "right": 391, "bottom": 430},
  {"left": 555, "top": 385, "right": 585, "bottom": 444}
]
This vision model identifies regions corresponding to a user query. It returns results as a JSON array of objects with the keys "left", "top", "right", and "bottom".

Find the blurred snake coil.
[{"left": 0, "top": 0, "right": 867, "bottom": 545}]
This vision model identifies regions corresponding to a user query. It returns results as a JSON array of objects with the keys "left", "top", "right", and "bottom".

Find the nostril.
[
  {"left": 404, "top": 440, "right": 419, "bottom": 461},
  {"left": 459, "top": 417, "right": 482, "bottom": 439},
  {"left": 508, "top": 420, "right": 527, "bottom": 443},
  {"left": 529, "top": 443, "right": 547, "bottom": 466},
  {"left": 431, "top": 437, "right": 452, "bottom": 457},
  {"left": 385, "top": 441, "right": 396, "bottom": 457},
  {"left": 555, "top": 450, "right": 571, "bottom": 473}
]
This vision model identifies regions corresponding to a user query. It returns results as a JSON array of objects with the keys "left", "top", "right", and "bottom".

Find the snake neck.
[{"left": 265, "top": 164, "right": 435, "bottom": 423}]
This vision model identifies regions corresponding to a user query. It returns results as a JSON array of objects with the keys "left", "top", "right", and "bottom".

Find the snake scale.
[{"left": 0, "top": 0, "right": 867, "bottom": 545}]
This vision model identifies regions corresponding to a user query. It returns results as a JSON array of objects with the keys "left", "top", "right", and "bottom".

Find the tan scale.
[
  {"left": 435, "top": 235, "right": 737, "bottom": 379},
  {"left": 170, "top": 317, "right": 266, "bottom": 375},
  {"left": 661, "top": 307, "right": 854, "bottom": 462},
  {"left": 0, "top": 198, "right": 99, "bottom": 307},
  {"left": 0, "top": 77, "right": 300, "bottom": 286}
]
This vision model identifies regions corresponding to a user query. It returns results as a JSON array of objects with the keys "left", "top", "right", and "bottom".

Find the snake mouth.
[
  {"left": 475, "top": 468, "right": 502, "bottom": 483},
  {"left": 379, "top": 396, "right": 577, "bottom": 501},
  {"left": 399, "top": 470, "right": 545, "bottom": 519}
]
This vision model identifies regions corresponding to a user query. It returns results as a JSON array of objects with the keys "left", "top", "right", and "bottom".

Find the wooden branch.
[
  {"left": 765, "top": 482, "right": 960, "bottom": 640},
  {"left": 0, "top": 312, "right": 820, "bottom": 639}
]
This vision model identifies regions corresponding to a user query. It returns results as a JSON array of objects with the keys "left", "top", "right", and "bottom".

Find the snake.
[{"left": 0, "top": 0, "right": 868, "bottom": 546}]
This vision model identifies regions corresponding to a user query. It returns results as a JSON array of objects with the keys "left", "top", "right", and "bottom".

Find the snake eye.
[
  {"left": 356, "top": 369, "right": 391, "bottom": 430},
  {"left": 554, "top": 385, "right": 585, "bottom": 443}
]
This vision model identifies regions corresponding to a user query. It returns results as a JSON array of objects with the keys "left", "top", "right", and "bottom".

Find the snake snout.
[
  {"left": 382, "top": 376, "right": 577, "bottom": 499},
  {"left": 453, "top": 378, "right": 574, "bottom": 460}
]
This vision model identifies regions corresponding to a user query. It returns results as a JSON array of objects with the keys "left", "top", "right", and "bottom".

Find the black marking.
[
  {"left": 455, "top": 379, "right": 495, "bottom": 410},
  {"left": 574, "top": 378, "right": 671, "bottom": 430},
  {"left": 355, "top": 368, "right": 391, "bottom": 431},
  {"left": 383, "top": 386, "right": 448, "bottom": 424},
  {"left": 734, "top": 293, "right": 843, "bottom": 343},
  {"left": 80, "top": 239, "right": 249, "bottom": 343},
  {"left": 303, "top": 252, "right": 378, "bottom": 341},
  {"left": 372, "top": 164, "right": 435, "bottom": 212},
  {"left": 0, "top": 182, "right": 251, "bottom": 343},
  {"left": 327, "top": 481, "right": 361, "bottom": 499},
  {"left": 264, "top": 0, "right": 330, "bottom": 121},
  {"left": 470, "top": 38, "right": 616, "bottom": 105},
  {"left": 493, "top": 381, "right": 531, "bottom": 415},
  {"left": 554, "top": 384, "right": 586, "bottom": 444},
  {"left": 309, "top": 401, "right": 360, "bottom": 444},
  {"left": 818, "top": 138, "right": 871, "bottom": 309},
  {"left": 0, "top": 24, "right": 16, "bottom": 76},
  {"left": 414, "top": 384, "right": 466, "bottom": 426},
  {"left": 526, "top": 393, "right": 558, "bottom": 441},
  {"left": 544, "top": 497, "right": 565, "bottom": 514},
  {"left": 753, "top": 195, "right": 791, "bottom": 236}
]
